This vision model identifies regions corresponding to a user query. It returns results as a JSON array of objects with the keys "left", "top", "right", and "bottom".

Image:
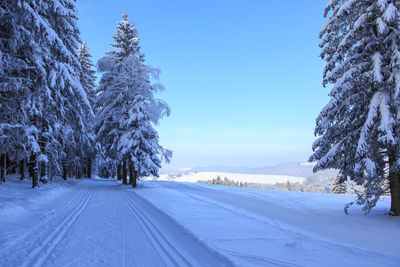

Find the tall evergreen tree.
[
  {"left": 78, "top": 42, "right": 96, "bottom": 109},
  {"left": 38, "top": 0, "right": 93, "bottom": 182},
  {"left": 1, "top": 0, "right": 93, "bottom": 187},
  {"left": 0, "top": 0, "right": 48, "bottom": 187},
  {"left": 118, "top": 96, "right": 163, "bottom": 187},
  {"left": 311, "top": 0, "right": 400, "bottom": 215},
  {"left": 77, "top": 42, "right": 97, "bottom": 178},
  {"left": 94, "top": 12, "right": 170, "bottom": 185}
]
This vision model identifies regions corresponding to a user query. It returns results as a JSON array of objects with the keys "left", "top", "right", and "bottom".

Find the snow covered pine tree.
[
  {"left": 0, "top": 0, "right": 93, "bottom": 187},
  {"left": 94, "top": 12, "right": 170, "bottom": 187},
  {"left": 331, "top": 173, "right": 346, "bottom": 194},
  {"left": 35, "top": 0, "right": 93, "bottom": 184},
  {"left": 77, "top": 42, "right": 97, "bottom": 178},
  {"left": 0, "top": 1, "right": 42, "bottom": 185},
  {"left": 310, "top": 0, "right": 400, "bottom": 215}
]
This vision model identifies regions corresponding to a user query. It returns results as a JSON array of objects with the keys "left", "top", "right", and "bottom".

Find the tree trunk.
[
  {"left": 6, "top": 155, "right": 10, "bottom": 175},
  {"left": 28, "top": 156, "right": 34, "bottom": 179},
  {"left": 62, "top": 160, "right": 67, "bottom": 180},
  {"left": 6, "top": 155, "right": 11, "bottom": 175},
  {"left": 40, "top": 161, "right": 46, "bottom": 181},
  {"left": 30, "top": 154, "right": 38, "bottom": 188},
  {"left": 0, "top": 154, "right": 5, "bottom": 183},
  {"left": 122, "top": 160, "right": 127, "bottom": 185},
  {"left": 20, "top": 159, "right": 25, "bottom": 181},
  {"left": 87, "top": 156, "right": 92, "bottom": 178},
  {"left": 49, "top": 162, "right": 53, "bottom": 182},
  {"left": 128, "top": 161, "right": 137, "bottom": 188},
  {"left": 129, "top": 162, "right": 133, "bottom": 185},
  {"left": 117, "top": 163, "right": 122, "bottom": 180},
  {"left": 11, "top": 158, "right": 16, "bottom": 174},
  {"left": 76, "top": 165, "right": 81, "bottom": 179},
  {"left": 133, "top": 171, "right": 137, "bottom": 188},
  {"left": 389, "top": 171, "right": 400, "bottom": 216},
  {"left": 82, "top": 164, "right": 86, "bottom": 179}
]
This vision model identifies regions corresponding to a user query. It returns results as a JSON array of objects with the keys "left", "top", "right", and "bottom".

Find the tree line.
[{"left": 0, "top": 1, "right": 170, "bottom": 188}]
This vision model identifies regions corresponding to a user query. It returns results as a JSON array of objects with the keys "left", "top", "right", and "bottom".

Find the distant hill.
[
  {"left": 166, "top": 162, "right": 320, "bottom": 177},
  {"left": 160, "top": 162, "right": 338, "bottom": 193}
]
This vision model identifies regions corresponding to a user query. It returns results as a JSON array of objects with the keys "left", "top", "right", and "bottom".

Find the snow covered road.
[
  {"left": 0, "top": 180, "right": 230, "bottom": 266},
  {"left": 2, "top": 178, "right": 400, "bottom": 266}
]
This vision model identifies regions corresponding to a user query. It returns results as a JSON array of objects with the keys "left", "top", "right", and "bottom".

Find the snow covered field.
[
  {"left": 157, "top": 172, "right": 306, "bottom": 185},
  {"left": 1, "top": 178, "right": 399, "bottom": 266}
]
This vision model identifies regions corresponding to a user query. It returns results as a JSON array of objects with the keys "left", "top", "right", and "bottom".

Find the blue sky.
[{"left": 77, "top": 0, "right": 329, "bottom": 169}]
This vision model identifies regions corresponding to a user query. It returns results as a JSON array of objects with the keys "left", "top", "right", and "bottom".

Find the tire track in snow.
[{"left": 20, "top": 185, "right": 94, "bottom": 267}]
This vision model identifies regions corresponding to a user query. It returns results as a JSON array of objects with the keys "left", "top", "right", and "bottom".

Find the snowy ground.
[
  {"left": 1, "top": 177, "right": 399, "bottom": 266},
  {"left": 157, "top": 172, "right": 305, "bottom": 184},
  {"left": 136, "top": 181, "right": 400, "bottom": 266},
  {"left": 0, "top": 177, "right": 228, "bottom": 266}
]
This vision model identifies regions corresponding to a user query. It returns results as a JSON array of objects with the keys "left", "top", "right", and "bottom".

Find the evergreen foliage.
[
  {"left": 311, "top": 0, "right": 400, "bottom": 214},
  {"left": 0, "top": 0, "right": 96, "bottom": 186},
  {"left": 94, "top": 12, "right": 170, "bottom": 187},
  {"left": 331, "top": 173, "right": 346, "bottom": 194},
  {"left": 77, "top": 42, "right": 97, "bottom": 178}
]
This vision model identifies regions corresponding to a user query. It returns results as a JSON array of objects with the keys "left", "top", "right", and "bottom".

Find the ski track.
[
  {"left": 120, "top": 189, "right": 232, "bottom": 266},
  {"left": 23, "top": 186, "right": 94, "bottom": 267},
  {"left": 0, "top": 183, "right": 86, "bottom": 249},
  {"left": 0, "top": 181, "right": 94, "bottom": 267},
  {"left": 1, "top": 180, "right": 232, "bottom": 267},
  {"left": 120, "top": 191, "right": 189, "bottom": 266}
]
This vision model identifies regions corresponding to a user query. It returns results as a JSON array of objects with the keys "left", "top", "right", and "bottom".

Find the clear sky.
[{"left": 77, "top": 0, "right": 329, "bottom": 170}]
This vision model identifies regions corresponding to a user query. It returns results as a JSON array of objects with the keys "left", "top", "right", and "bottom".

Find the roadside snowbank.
[{"left": 0, "top": 176, "right": 75, "bottom": 224}]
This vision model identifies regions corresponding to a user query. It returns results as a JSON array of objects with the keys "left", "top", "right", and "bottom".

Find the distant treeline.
[
  {"left": 198, "top": 175, "right": 335, "bottom": 193},
  {"left": 198, "top": 174, "right": 391, "bottom": 196}
]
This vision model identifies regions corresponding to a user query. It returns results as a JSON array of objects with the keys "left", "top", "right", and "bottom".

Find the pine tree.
[
  {"left": 95, "top": 12, "right": 170, "bottom": 186},
  {"left": 118, "top": 96, "right": 163, "bottom": 187},
  {"left": 0, "top": 0, "right": 48, "bottom": 187},
  {"left": 77, "top": 42, "right": 97, "bottom": 178},
  {"left": 311, "top": 1, "right": 400, "bottom": 215},
  {"left": 39, "top": 0, "right": 93, "bottom": 181},
  {"left": 78, "top": 42, "right": 97, "bottom": 110},
  {"left": 331, "top": 173, "right": 346, "bottom": 194},
  {"left": 1, "top": 0, "right": 93, "bottom": 186},
  {"left": 285, "top": 180, "right": 292, "bottom": 191}
]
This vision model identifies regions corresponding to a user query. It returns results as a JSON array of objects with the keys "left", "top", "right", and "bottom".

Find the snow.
[
  {"left": 383, "top": 3, "right": 397, "bottom": 22},
  {"left": 0, "top": 178, "right": 229, "bottom": 266},
  {"left": 137, "top": 181, "right": 400, "bottom": 266},
  {"left": 372, "top": 52, "right": 383, "bottom": 83},
  {"left": 1, "top": 177, "right": 399, "bottom": 266},
  {"left": 156, "top": 171, "right": 306, "bottom": 185},
  {"left": 0, "top": 176, "right": 75, "bottom": 224},
  {"left": 300, "top": 161, "right": 316, "bottom": 167}
]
